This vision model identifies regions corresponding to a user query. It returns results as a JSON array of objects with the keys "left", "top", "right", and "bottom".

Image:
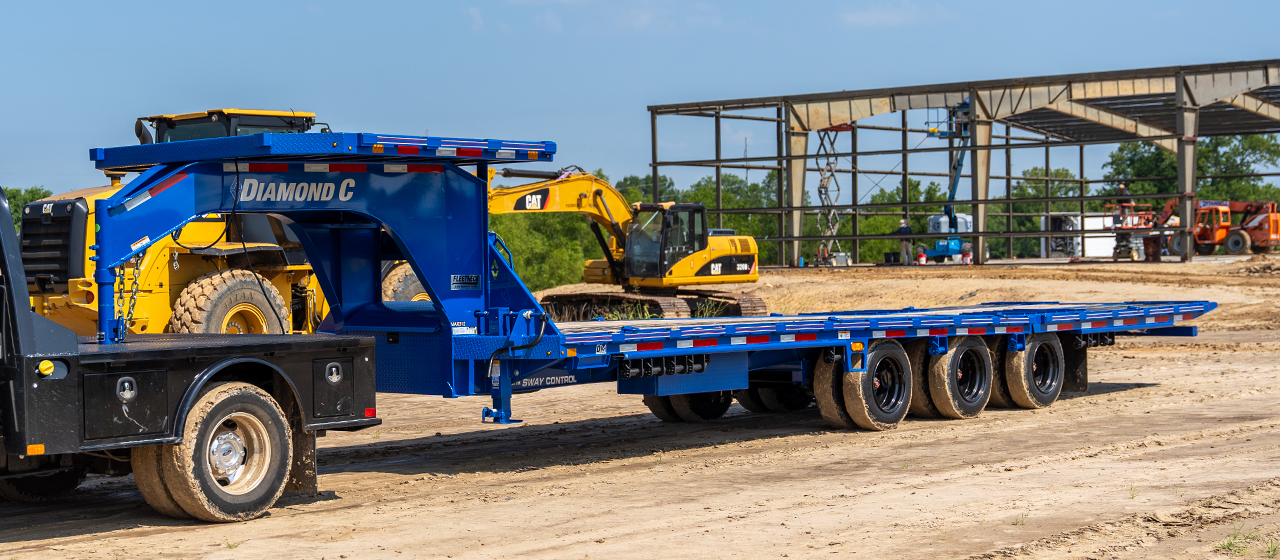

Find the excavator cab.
[
  {"left": 135, "top": 109, "right": 317, "bottom": 144},
  {"left": 624, "top": 203, "right": 708, "bottom": 279}
]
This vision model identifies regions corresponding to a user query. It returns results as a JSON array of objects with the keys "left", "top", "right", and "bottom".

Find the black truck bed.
[{"left": 74, "top": 333, "right": 374, "bottom": 363}]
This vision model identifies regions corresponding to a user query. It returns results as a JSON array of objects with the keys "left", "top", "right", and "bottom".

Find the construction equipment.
[
  {"left": 386, "top": 167, "right": 767, "bottom": 319},
  {"left": 1104, "top": 200, "right": 1153, "bottom": 261},
  {"left": 1191, "top": 200, "right": 1280, "bottom": 255},
  {"left": 917, "top": 102, "right": 975, "bottom": 263},
  {"left": 4, "top": 124, "right": 1212, "bottom": 523},
  {"left": 23, "top": 109, "right": 330, "bottom": 336}
]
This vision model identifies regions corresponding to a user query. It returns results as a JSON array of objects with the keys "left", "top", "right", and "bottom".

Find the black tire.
[
  {"left": 0, "top": 466, "right": 87, "bottom": 502},
  {"left": 733, "top": 389, "right": 771, "bottom": 413},
  {"left": 1195, "top": 244, "right": 1217, "bottom": 256},
  {"left": 927, "top": 336, "right": 993, "bottom": 419},
  {"left": 169, "top": 269, "right": 289, "bottom": 334},
  {"left": 1225, "top": 231, "right": 1250, "bottom": 255},
  {"left": 1252, "top": 244, "right": 1272, "bottom": 254},
  {"left": 813, "top": 352, "right": 857, "bottom": 429},
  {"left": 757, "top": 386, "right": 812, "bottom": 412},
  {"left": 1168, "top": 234, "right": 1187, "bottom": 257},
  {"left": 160, "top": 382, "right": 292, "bottom": 522},
  {"left": 1005, "top": 333, "right": 1065, "bottom": 409},
  {"left": 382, "top": 262, "right": 430, "bottom": 302},
  {"left": 669, "top": 392, "right": 733, "bottom": 422},
  {"left": 132, "top": 445, "right": 192, "bottom": 519},
  {"left": 984, "top": 336, "right": 1014, "bottom": 408},
  {"left": 903, "top": 339, "right": 939, "bottom": 418},
  {"left": 642, "top": 395, "right": 684, "bottom": 423},
  {"left": 842, "top": 340, "right": 912, "bottom": 431}
]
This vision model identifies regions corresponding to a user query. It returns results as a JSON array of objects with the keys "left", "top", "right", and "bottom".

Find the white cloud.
[{"left": 840, "top": 2, "right": 936, "bottom": 28}]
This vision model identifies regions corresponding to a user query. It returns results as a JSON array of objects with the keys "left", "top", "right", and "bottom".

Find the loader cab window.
[
  {"left": 159, "top": 119, "right": 228, "bottom": 142},
  {"left": 662, "top": 207, "right": 707, "bottom": 270},
  {"left": 625, "top": 210, "right": 664, "bottom": 278}
]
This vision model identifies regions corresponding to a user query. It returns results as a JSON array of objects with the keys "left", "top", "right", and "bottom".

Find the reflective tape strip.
[
  {"left": 384, "top": 164, "right": 444, "bottom": 173},
  {"left": 993, "top": 326, "right": 1023, "bottom": 334},
  {"left": 795, "top": 333, "right": 817, "bottom": 342},
  {"left": 637, "top": 342, "right": 663, "bottom": 351},
  {"left": 746, "top": 335, "right": 770, "bottom": 344},
  {"left": 693, "top": 338, "right": 718, "bottom": 347},
  {"left": 677, "top": 340, "right": 693, "bottom": 349},
  {"left": 1045, "top": 323, "right": 1072, "bottom": 331},
  {"left": 872, "top": 330, "right": 906, "bottom": 338},
  {"left": 780, "top": 334, "right": 795, "bottom": 343},
  {"left": 304, "top": 164, "right": 329, "bottom": 172},
  {"left": 436, "top": 148, "right": 457, "bottom": 157},
  {"left": 730, "top": 337, "right": 746, "bottom": 345},
  {"left": 496, "top": 150, "right": 515, "bottom": 159},
  {"left": 915, "top": 328, "right": 947, "bottom": 336},
  {"left": 619, "top": 343, "right": 637, "bottom": 353},
  {"left": 961, "top": 328, "right": 986, "bottom": 335}
]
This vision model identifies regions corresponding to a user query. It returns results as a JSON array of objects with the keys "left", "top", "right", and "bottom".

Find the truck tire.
[
  {"left": 733, "top": 389, "right": 771, "bottom": 413},
  {"left": 927, "top": 336, "right": 993, "bottom": 419},
  {"left": 757, "top": 386, "right": 812, "bottom": 412},
  {"left": 1253, "top": 244, "right": 1273, "bottom": 254},
  {"left": 132, "top": 445, "right": 192, "bottom": 519},
  {"left": 1225, "top": 231, "right": 1251, "bottom": 255},
  {"left": 642, "top": 395, "right": 684, "bottom": 422},
  {"left": 160, "top": 382, "right": 292, "bottom": 522},
  {"left": 813, "top": 353, "right": 857, "bottom": 429},
  {"left": 0, "top": 466, "right": 87, "bottom": 502},
  {"left": 669, "top": 391, "right": 733, "bottom": 422},
  {"left": 169, "top": 270, "right": 289, "bottom": 334},
  {"left": 382, "top": 262, "right": 430, "bottom": 302},
  {"left": 1005, "top": 333, "right": 1065, "bottom": 409},
  {"left": 842, "top": 340, "right": 912, "bottom": 431},
  {"left": 984, "top": 336, "right": 1014, "bottom": 408},
  {"left": 903, "top": 339, "right": 939, "bottom": 418},
  {"left": 1168, "top": 235, "right": 1187, "bottom": 256},
  {"left": 1195, "top": 243, "right": 1217, "bottom": 256}
]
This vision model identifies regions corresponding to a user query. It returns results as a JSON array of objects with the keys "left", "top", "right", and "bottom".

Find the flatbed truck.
[{"left": 0, "top": 128, "right": 1213, "bottom": 522}]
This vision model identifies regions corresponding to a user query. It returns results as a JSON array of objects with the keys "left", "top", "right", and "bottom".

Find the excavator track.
[{"left": 540, "top": 290, "right": 768, "bottom": 322}]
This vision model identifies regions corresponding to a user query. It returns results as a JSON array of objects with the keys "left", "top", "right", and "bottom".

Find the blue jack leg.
[{"left": 481, "top": 360, "right": 522, "bottom": 424}]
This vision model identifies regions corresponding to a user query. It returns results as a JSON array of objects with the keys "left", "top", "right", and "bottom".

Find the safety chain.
[{"left": 113, "top": 255, "right": 142, "bottom": 341}]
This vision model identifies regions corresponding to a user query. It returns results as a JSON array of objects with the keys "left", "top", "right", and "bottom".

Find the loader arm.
[{"left": 488, "top": 170, "right": 634, "bottom": 242}]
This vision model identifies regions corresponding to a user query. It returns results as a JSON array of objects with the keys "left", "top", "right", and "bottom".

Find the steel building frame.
[{"left": 648, "top": 59, "right": 1280, "bottom": 265}]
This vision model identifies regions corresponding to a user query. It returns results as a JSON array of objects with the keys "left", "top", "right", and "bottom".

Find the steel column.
[
  {"left": 715, "top": 108, "right": 723, "bottom": 228},
  {"left": 970, "top": 119, "right": 992, "bottom": 263},
  {"left": 1175, "top": 74, "right": 1200, "bottom": 263}
]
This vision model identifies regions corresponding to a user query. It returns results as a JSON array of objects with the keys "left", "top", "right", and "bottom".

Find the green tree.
[
  {"left": 2, "top": 186, "right": 53, "bottom": 231},
  {"left": 985, "top": 167, "right": 1085, "bottom": 259},
  {"left": 1101, "top": 135, "right": 1280, "bottom": 205},
  {"left": 614, "top": 173, "right": 679, "bottom": 204},
  {"left": 854, "top": 180, "right": 947, "bottom": 263},
  {"left": 683, "top": 171, "right": 785, "bottom": 265}
]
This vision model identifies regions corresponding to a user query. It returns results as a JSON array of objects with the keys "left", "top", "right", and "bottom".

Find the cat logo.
[
  {"left": 525, "top": 194, "right": 543, "bottom": 208},
  {"left": 513, "top": 187, "right": 550, "bottom": 211},
  {"left": 710, "top": 263, "right": 722, "bottom": 275},
  {"left": 42, "top": 203, "right": 53, "bottom": 214}
]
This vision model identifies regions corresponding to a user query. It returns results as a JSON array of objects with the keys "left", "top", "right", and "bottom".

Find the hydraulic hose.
[{"left": 484, "top": 310, "right": 548, "bottom": 384}]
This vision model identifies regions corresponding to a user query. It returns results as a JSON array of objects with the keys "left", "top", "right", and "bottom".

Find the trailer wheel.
[
  {"left": 757, "top": 386, "right": 812, "bottom": 412},
  {"left": 733, "top": 389, "right": 771, "bottom": 413},
  {"left": 382, "top": 262, "right": 431, "bottom": 302},
  {"left": 170, "top": 270, "right": 289, "bottom": 334},
  {"left": 814, "top": 352, "right": 857, "bottom": 429},
  {"left": 642, "top": 395, "right": 684, "bottom": 423},
  {"left": 160, "top": 382, "right": 292, "bottom": 522},
  {"left": 132, "top": 445, "right": 192, "bottom": 519},
  {"left": 984, "top": 336, "right": 1014, "bottom": 408},
  {"left": 927, "top": 336, "right": 993, "bottom": 419},
  {"left": 842, "top": 340, "right": 912, "bottom": 431},
  {"left": 0, "top": 466, "right": 87, "bottom": 502},
  {"left": 1005, "top": 333, "right": 1065, "bottom": 409},
  {"left": 669, "top": 392, "right": 733, "bottom": 422},
  {"left": 1225, "top": 231, "right": 1251, "bottom": 255},
  {"left": 903, "top": 339, "right": 939, "bottom": 418}
]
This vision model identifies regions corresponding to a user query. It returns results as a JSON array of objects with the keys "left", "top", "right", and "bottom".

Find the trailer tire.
[
  {"left": 903, "top": 339, "right": 940, "bottom": 418},
  {"left": 642, "top": 395, "right": 684, "bottom": 423},
  {"left": 170, "top": 270, "right": 289, "bottom": 334},
  {"left": 669, "top": 391, "right": 734, "bottom": 422},
  {"left": 382, "top": 262, "right": 430, "bottom": 302},
  {"left": 132, "top": 445, "right": 192, "bottom": 519},
  {"left": 160, "top": 382, "right": 292, "bottom": 522},
  {"left": 842, "top": 340, "right": 912, "bottom": 431},
  {"left": 927, "top": 336, "right": 993, "bottom": 419},
  {"left": 1005, "top": 333, "right": 1065, "bottom": 409},
  {"left": 984, "top": 336, "right": 1015, "bottom": 408},
  {"left": 757, "top": 386, "right": 813, "bottom": 412},
  {"left": 733, "top": 389, "right": 771, "bottom": 413},
  {"left": 0, "top": 466, "right": 87, "bottom": 502},
  {"left": 1225, "top": 231, "right": 1251, "bottom": 255},
  {"left": 813, "top": 352, "right": 857, "bottom": 429}
]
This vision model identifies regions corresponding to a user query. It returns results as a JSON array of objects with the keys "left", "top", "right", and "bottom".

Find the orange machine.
[{"left": 1193, "top": 200, "right": 1280, "bottom": 255}]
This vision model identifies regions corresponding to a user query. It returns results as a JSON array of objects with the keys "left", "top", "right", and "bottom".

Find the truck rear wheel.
[
  {"left": 813, "top": 353, "right": 857, "bottom": 429},
  {"left": 642, "top": 395, "right": 683, "bottom": 422},
  {"left": 382, "top": 263, "right": 430, "bottom": 301},
  {"left": 903, "top": 339, "right": 940, "bottom": 418},
  {"left": 1225, "top": 231, "right": 1251, "bottom": 255},
  {"left": 733, "top": 389, "right": 771, "bottom": 413},
  {"left": 170, "top": 270, "right": 289, "bottom": 334},
  {"left": 1005, "top": 334, "right": 1065, "bottom": 409},
  {"left": 132, "top": 445, "right": 192, "bottom": 519},
  {"left": 842, "top": 340, "right": 912, "bottom": 431},
  {"left": 757, "top": 386, "right": 812, "bottom": 412},
  {"left": 160, "top": 382, "right": 292, "bottom": 522},
  {"left": 0, "top": 466, "right": 87, "bottom": 502},
  {"left": 927, "top": 336, "right": 993, "bottom": 419},
  {"left": 669, "top": 392, "right": 733, "bottom": 422}
]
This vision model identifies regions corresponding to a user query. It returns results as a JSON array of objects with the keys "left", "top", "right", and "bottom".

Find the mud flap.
[
  {"left": 276, "top": 386, "right": 317, "bottom": 495},
  {"left": 1060, "top": 334, "right": 1088, "bottom": 393}
]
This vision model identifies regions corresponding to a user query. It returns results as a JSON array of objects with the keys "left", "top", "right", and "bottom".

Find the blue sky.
[{"left": 1, "top": 0, "right": 1276, "bottom": 200}]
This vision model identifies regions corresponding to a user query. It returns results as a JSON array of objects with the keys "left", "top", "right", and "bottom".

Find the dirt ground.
[{"left": 4, "top": 256, "right": 1280, "bottom": 559}]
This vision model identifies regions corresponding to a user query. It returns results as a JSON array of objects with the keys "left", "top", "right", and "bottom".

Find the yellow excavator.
[
  {"left": 398, "top": 167, "right": 766, "bottom": 319},
  {"left": 23, "top": 109, "right": 330, "bottom": 336}
]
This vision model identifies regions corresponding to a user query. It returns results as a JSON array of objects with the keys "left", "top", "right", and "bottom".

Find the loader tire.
[
  {"left": 927, "top": 336, "right": 993, "bottom": 419},
  {"left": 813, "top": 351, "right": 857, "bottom": 429},
  {"left": 1225, "top": 231, "right": 1251, "bottom": 255},
  {"left": 733, "top": 389, "right": 771, "bottom": 413},
  {"left": 984, "top": 336, "right": 1015, "bottom": 408},
  {"left": 642, "top": 395, "right": 684, "bottom": 423},
  {"left": 0, "top": 466, "right": 87, "bottom": 502},
  {"left": 757, "top": 386, "right": 812, "bottom": 412},
  {"left": 169, "top": 270, "right": 289, "bottom": 334},
  {"left": 132, "top": 445, "right": 192, "bottom": 519},
  {"left": 669, "top": 392, "right": 733, "bottom": 422},
  {"left": 842, "top": 340, "right": 912, "bottom": 431},
  {"left": 1005, "top": 333, "right": 1065, "bottom": 409},
  {"left": 160, "top": 382, "right": 292, "bottom": 522},
  {"left": 903, "top": 339, "right": 940, "bottom": 418},
  {"left": 382, "top": 262, "right": 430, "bottom": 302}
]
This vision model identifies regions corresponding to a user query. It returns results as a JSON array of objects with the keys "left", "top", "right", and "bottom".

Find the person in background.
[{"left": 896, "top": 219, "right": 913, "bottom": 264}]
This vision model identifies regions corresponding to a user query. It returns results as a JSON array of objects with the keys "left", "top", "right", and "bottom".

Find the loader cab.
[
  {"left": 137, "top": 109, "right": 316, "bottom": 144},
  {"left": 1195, "top": 205, "right": 1231, "bottom": 244},
  {"left": 624, "top": 203, "right": 708, "bottom": 278}
]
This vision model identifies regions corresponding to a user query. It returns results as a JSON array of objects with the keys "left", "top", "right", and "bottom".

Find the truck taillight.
[{"left": 364, "top": 408, "right": 376, "bottom": 418}]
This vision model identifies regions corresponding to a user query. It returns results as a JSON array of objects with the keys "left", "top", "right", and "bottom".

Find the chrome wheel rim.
[{"left": 206, "top": 412, "right": 271, "bottom": 495}]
